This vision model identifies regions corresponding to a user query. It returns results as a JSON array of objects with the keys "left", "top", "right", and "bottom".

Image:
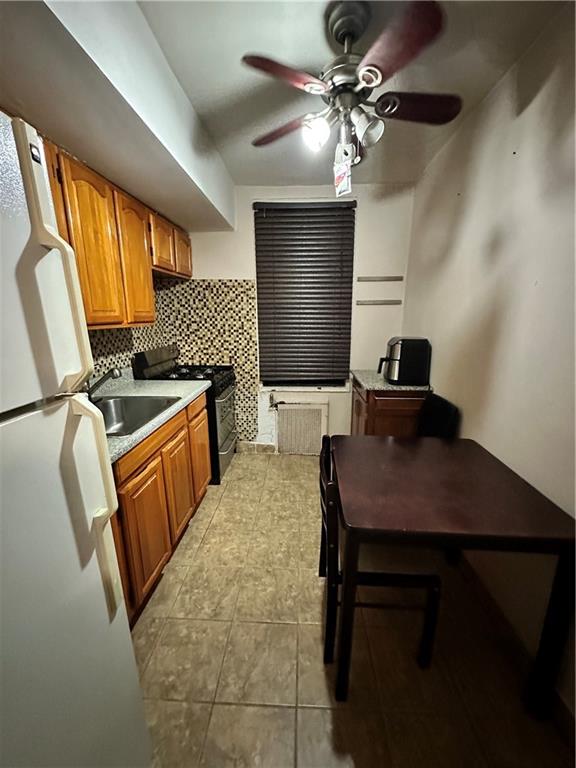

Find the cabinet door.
[
  {"left": 150, "top": 213, "right": 176, "bottom": 272},
  {"left": 189, "top": 409, "right": 211, "bottom": 501},
  {"left": 114, "top": 190, "right": 155, "bottom": 324},
  {"left": 161, "top": 427, "right": 195, "bottom": 544},
  {"left": 118, "top": 455, "right": 171, "bottom": 603},
  {"left": 42, "top": 140, "right": 69, "bottom": 241},
  {"left": 60, "top": 155, "right": 126, "bottom": 325},
  {"left": 110, "top": 510, "right": 134, "bottom": 623},
  {"left": 174, "top": 228, "right": 192, "bottom": 277},
  {"left": 369, "top": 394, "right": 425, "bottom": 438},
  {"left": 351, "top": 387, "right": 367, "bottom": 435}
]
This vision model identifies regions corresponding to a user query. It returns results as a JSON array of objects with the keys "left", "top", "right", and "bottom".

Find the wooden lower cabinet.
[
  {"left": 189, "top": 409, "right": 211, "bottom": 500},
  {"left": 351, "top": 386, "right": 368, "bottom": 436},
  {"left": 118, "top": 455, "right": 172, "bottom": 605},
  {"left": 162, "top": 427, "right": 195, "bottom": 544},
  {"left": 112, "top": 401, "right": 212, "bottom": 622},
  {"left": 351, "top": 378, "right": 427, "bottom": 438},
  {"left": 110, "top": 510, "right": 135, "bottom": 622}
]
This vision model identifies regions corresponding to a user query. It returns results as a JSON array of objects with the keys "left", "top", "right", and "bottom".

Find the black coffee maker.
[{"left": 378, "top": 337, "right": 431, "bottom": 386}]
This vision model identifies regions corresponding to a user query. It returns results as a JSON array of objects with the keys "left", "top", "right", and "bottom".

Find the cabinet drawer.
[
  {"left": 371, "top": 395, "right": 426, "bottom": 412},
  {"left": 186, "top": 393, "right": 207, "bottom": 422},
  {"left": 114, "top": 410, "right": 187, "bottom": 486}
]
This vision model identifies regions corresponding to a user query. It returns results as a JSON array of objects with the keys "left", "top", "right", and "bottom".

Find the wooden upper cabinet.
[
  {"left": 118, "top": 455, "right": 171, "bottom": 603},
  {"left": 189, "top": 409, "right": 211, "bottom": 502},
  {"left": 161, "top": 427, "right": 195, "bottom": 544},
  {"left": 42, "top": 140, "right": 69, "bottom": 242},
  {"left": 150, "top": 213, "right": 176, "bottom": 273},
  {"left": 114, "top": 190, "right": 155, "bottom": 324},
  {"left": 174, "top": 228, "right": 192, "bottom": 277},
  {"left": 60, "top": 155, "right": 126, "bottom": 326}
]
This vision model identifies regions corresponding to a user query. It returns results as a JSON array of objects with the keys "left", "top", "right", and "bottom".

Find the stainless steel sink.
[{"left": 94, "top": 396, "right": 181, "bottom": 437}]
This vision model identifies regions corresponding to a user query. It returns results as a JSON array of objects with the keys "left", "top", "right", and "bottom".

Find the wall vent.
[{"left": 277, "top": 402, "right": 328, "bottom": 455}]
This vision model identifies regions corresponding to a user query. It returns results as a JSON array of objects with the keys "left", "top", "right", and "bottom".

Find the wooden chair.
[
  {"left": 318, "top": 435, "right": 442, "bottom": 671},
  {"left": 417, "top": 394, "right": 462, "bottom": 565}
]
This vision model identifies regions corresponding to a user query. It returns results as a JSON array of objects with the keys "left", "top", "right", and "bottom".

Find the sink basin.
[{"left": 94, "top": 396, "right": 181, "bottom": 437}]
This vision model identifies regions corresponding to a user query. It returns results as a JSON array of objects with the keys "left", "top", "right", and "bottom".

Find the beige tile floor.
[{"left": 132, "top": 453, "right": 573, "bottom": 768}]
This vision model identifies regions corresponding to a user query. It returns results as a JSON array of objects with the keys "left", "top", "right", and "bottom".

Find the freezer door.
[
  {"left": 0, "top": 113, "right": 93, "bottom": 413},
  {"left": 0, "top": 396, "right": 151, "bottom": 767}
]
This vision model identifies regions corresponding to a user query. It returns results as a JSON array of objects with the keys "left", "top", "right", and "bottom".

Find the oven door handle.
[
  {"left": 219, "top": 431, "right": 237, "bottom": 455},
  {"left": 215, "top": 387, "right": 236, "bottom": 405}
]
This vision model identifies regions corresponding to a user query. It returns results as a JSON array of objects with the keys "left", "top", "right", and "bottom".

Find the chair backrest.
[
  {"left": 418, "top": 393, "right": 461, "bottom": 440},
  {"left": 319, "top": 435, "right": 340, "bottom": 554}
]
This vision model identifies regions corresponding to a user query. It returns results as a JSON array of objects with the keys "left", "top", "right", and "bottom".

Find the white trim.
[{"left": 259, "top": 380, "right": 351, "bottom": 394}]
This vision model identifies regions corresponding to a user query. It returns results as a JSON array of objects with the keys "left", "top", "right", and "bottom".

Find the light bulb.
[
  {"left": 350, "top": 106, "right": 385, "bottom": 148},
  {"left": 302, "top": 117, "right": 331, "bottom": 152}
]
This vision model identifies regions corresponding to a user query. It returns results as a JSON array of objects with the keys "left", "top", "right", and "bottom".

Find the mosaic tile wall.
[{"left": 88, "top": 279, "right": 259, "bottom": 440}]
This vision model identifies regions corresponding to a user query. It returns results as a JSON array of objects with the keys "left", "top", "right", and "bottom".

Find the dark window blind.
[{"left": 254, "top": 201, "right": 356, "bottom": 385}]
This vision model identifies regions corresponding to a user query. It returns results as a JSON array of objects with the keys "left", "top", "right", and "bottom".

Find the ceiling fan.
[{"left": 242, "top": 0, "right": 462, "bottom": 193}]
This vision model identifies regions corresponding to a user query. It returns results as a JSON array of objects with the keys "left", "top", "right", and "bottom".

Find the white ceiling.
[{"left": 141, "top": 1, "right": 559, "bottom": 186}]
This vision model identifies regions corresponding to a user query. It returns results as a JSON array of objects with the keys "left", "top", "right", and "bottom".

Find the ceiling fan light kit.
[
  {"left": 302, "top": 116, "right": 332, "bottom": 152},
  {"left": 350, "top": 106, "right": 384, "bottom": 148},
  {"left": 243, "top": 0, "right": 463, "bottom": 196}
]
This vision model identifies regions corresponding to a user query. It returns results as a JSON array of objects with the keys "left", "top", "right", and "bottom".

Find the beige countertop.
[
  {"left": 95, "top": 374, "right": 211, "bottom": 463},
  {"left": 351, "top": 369, "right": 431, "bottom": 392}
]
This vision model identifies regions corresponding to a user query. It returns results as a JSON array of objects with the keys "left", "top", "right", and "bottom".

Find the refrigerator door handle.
[
  {"left": 92, "top": 508, "right": 124, "bottom": 621},
  {"left": 71, "top": 395, "right": 123, "bottom": 618},
  {"left": 50, "top": 238, "right": 94, "bottom": 393},
  {"left": 71, "top": 395, "right": 117, "bottom": 513},
  {"left": 12, "top": 119, "right": 93, "bottom": 392}
]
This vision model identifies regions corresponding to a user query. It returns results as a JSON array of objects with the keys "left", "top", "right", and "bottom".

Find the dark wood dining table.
[{"left": 331, "top": 435, "right": 575, "bottom": 715}]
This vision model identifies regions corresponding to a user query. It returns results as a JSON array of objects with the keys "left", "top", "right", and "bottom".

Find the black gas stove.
[
  {"left": 162, "top": 364, "right": 235, "bottom": 398},
  {"left": 132, "top": 345, "right": 236, "bottom": 483}
]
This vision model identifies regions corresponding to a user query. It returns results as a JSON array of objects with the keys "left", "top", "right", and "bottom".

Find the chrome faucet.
[{"left": 86, "top": 368, "right": 121, "bottom": 401}]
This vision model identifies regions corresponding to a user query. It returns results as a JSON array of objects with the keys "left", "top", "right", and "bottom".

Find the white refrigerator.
[{"left": 0, "top": 112, "right": 151, "bottom": 766}]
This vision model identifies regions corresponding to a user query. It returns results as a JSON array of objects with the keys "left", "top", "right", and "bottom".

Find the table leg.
[
  {"left": 335, "top": 532, "right": 360, "bottom": 701},
  {"left": 524, "top": 547, "right": 575, "bottom": 718}
]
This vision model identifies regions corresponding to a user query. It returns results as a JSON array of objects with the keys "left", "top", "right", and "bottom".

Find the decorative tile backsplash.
[{"left": 89, "top": 279, "right": 259, "bottom": 440}]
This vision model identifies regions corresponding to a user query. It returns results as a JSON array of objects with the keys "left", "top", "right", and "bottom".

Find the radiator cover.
[{"left": 277, "top": 402, "right": 328, "bottom": 455}]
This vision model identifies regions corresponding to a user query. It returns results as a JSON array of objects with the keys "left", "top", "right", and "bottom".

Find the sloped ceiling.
[{"left": 0, "top": 1, "right": 235, "bottom": 230}]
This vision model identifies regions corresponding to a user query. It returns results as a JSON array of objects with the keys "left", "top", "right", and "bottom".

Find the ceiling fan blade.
[
  {"left": 252, "top": 115, "right": 309, "bottom": 147},
  {"left": 242, "top": 54, "right": 327, "bottom": 94},
  {"left": 358, "top": 1, "right": 444, "bottom": 87},
  {"left": 375, "top": 92, "right": 462, "bottom": 124}
]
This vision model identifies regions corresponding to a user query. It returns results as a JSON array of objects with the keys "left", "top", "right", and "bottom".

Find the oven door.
[
  {"left": 218, "top": 430, "right": 237, "bottom": 478},
  {"left": 215, "top": 385, "right": 237, "bottom": 447}
]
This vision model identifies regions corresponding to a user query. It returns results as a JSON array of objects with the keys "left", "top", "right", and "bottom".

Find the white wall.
[
  {"left": 191, "top": 183, "right": 414, "bottom": 438},
  {"left": 403, "top": 6, "right": 574, "bottom": 711},
  {"left": 47, "top": 0, "right": 235, "bottom": 228}
]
